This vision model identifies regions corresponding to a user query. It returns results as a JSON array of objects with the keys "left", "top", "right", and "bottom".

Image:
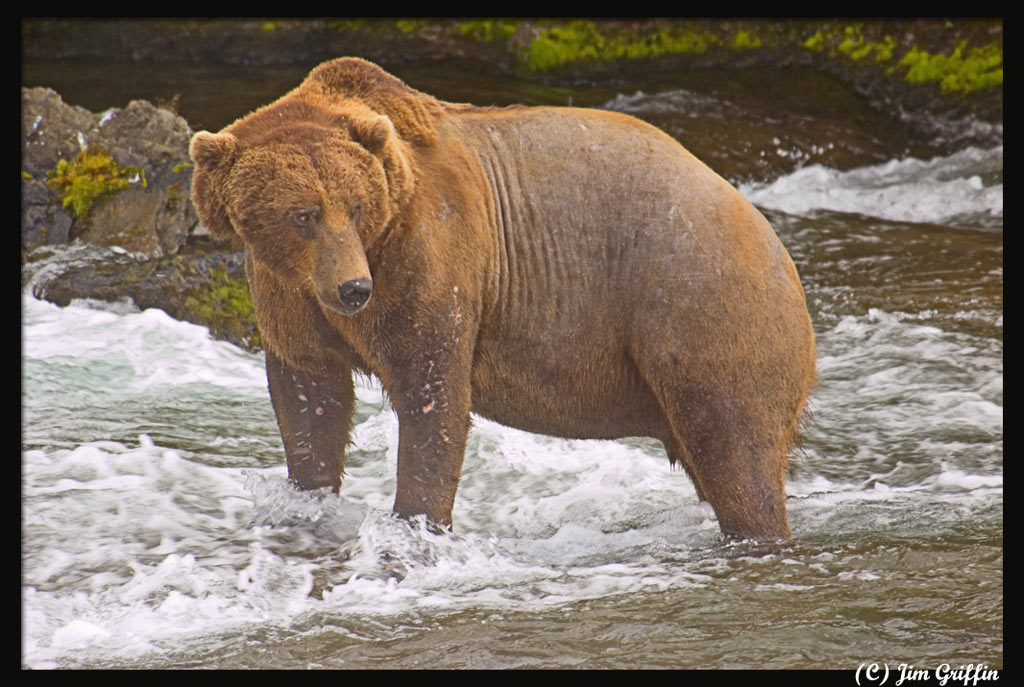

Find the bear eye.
[{"left": 289, "top": 207, "right": 320, "bottom": 238}]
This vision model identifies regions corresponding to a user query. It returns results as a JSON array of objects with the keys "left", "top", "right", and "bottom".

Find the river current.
[{"left": 21, "top": 59, "right": 1002, "bottom": 669}]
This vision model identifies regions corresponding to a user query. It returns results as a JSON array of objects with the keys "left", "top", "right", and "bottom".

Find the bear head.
[{"left": 189, "top": 100, "right": 413, "bottom": 317}]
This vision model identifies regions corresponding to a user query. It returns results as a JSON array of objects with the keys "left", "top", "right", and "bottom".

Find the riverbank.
[{"left": 23, "top": 19, "right": 1002, "bottom": 117}]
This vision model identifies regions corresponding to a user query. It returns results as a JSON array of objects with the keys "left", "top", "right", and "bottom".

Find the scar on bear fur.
[{"left": 190, "top": 57, "right": 816, "bottom": 540}]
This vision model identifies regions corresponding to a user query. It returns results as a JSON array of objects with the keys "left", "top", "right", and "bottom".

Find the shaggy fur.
[{"left": 190, "top": 57, "right": 816, "bottom": 539}]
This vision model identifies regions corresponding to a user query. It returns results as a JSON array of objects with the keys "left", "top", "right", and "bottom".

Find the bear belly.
[{"left": 468, "top": 337, "right": 667, "bottom": 441}]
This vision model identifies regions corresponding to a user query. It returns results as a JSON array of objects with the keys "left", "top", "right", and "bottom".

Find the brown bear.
[{"left": 190, "top": 57, "right": 816, "bottom": 540}]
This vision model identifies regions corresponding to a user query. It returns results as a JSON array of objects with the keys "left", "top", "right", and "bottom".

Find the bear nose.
[{"left": 338, "top": 278, "right": 373, "bottom": 311}]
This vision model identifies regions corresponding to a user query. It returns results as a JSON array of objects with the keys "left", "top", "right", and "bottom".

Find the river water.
[{"left": 21, "top": 58, "right": 1002, "bottom": 669}]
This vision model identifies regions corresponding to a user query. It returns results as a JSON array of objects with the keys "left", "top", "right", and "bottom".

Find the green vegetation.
[
  {"left": 310, "top": 19, "right": 1001, "bottom": 95},
  {"left": 731, "top": 29, "right": 762, "bottom": 51},
  {"left": 797, "top": 23, "right": 1001, "bottom": 93},
  {"left": 803, "top": 31, "right": 827, "bottom": 52},
  {"left": 803, "top": 25, "right": 897, "bottom": 61},
  {"left": 896, "top": 41, "right": 1002, "bottom": 93},
  {"left": 184, "top": 265, "right": 261, "bottom": 351},
  {"left": 166, "top": 181, "right": 182, "bottom": 211},
  {"left": 520, "top": 20, "right": 716, "bottom": 72},
  {"left": 325, "top": 19, "right": 369, "bottom": 33},
  {"left": 455, "top": 19, "right": 519, "bottom": 43},
  {"left": 394, "top": 19, "right": 429, "bottom": 34},
  {"left": 46, "top": 146, "right": 147, "bottom": 218},
  {"left": 870, "top": 35, "right": 898, "bottom": 62},
  {"left": 835, "top": 26, "right": 897, "bottom": 62}
]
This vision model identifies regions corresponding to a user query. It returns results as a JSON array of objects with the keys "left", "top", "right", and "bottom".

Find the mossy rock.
[
  {"left": 28, "top": 238, "right": 261, "bottom": 352},
  {"left": 896, "top": 42, "right": 1002, "bottom": 93},
  {"left": 46, "top": 145, "right": 146, "bottom": 219},
  {"left": 23, "top": 87, "right": 198, "bottom": 257},
  {"left": 518, "top": 20, "right": 719, "bottom": 73},
  {"left": 183, "top": 262, "right": 261, "bottom": 352}
]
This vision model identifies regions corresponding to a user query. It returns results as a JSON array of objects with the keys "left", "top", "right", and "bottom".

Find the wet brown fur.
[{"left": 190, "top": 57, "right": 816, "bottom": 540}]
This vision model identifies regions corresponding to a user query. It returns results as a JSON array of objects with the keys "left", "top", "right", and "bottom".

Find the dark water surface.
[{"left": 22, "top": 57, "right": 1001, "bottom": 669}]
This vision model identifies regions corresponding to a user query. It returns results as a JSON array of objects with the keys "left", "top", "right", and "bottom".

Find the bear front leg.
[
  {"left": 386, "top": 360, "right": 473, "bottom": 531},
  {"left": 265, "top": 348, "right": 354, "bottom": 492}
]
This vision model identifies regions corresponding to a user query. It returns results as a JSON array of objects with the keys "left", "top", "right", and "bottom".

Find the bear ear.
[
  {"left": 189, "top": 131, "right": 241, "bottom": 241},
  {"left": 189, "top": 131, "right": 239, "bottom": 170},
  {"left": 349, "top": 114, "right": 395, "bottom": 155}
]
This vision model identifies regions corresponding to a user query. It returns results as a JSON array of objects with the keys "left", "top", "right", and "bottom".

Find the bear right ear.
[
  {"left": 189, "top": 131, "right": 239, "bottom": 171},
  {"left": 189, "top": 132, "right": 241, "bottom": 241}
]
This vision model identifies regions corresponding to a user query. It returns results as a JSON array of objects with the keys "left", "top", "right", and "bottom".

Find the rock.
[
  {"left": 21, "top": 88, "right": 94, "bottom": 255},
  {"left": 20, "top": 87, "right": 251, "bottom": 349},
  {"left": 21, "top": 176, "right": 73, "bottom": 252},
  {"left": 25, "top": 237, "right": 259, "bottom": 352},
  {"left": 21, "top": 87, "right": 198, "bottom": 257}
]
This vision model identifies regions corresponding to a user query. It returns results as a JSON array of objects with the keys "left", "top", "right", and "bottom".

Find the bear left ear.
[{"left": 349, "top": 114, "right": 395, "bottom": 155}]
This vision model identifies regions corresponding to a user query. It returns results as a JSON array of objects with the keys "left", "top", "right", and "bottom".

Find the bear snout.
[{"left": 337, "top": 277, "right": 373, "bottom": 313}]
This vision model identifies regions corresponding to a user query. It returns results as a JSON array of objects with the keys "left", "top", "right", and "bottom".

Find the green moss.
[
  {"left": 836, "top": 26, "right": 897, "bottom": 62},
  {"left": 522, "top": 21, "right": 605, "bottom": 71},
  {"left": 46, "top": 146, "right": 147, "bottom": 218},
  {"left": 394, "top": 19, "right": 428, "bottom": 34},
  {"left": 520, "top": 21, "right": 715, "bottom": 72},
  {"left": 871, "top": 35, "right": 898, "bottom": 62},
  {"left": 799, "top": 24, "right": 1000, "bottom": 94},
  {"left": 171, "top": 161, "right": 192, "bottom": 174},
  {"left": 307, "top": 19, "right": 1001, "bottom": 95},
  {"left": 325, "top": 19, "right": 369, "bottom": 33},
  {"left": 897, "top": 41, "right": 1002, "bottom": 92},
  {"left": 731, "top": 29, "right": 762, "bottom": 51},
  {"left": 455, "top": 19, "right": 520, "bottom": 43},
  {"left": 184, "top": 265, "right": 261, "bottom": 351},
  {"left": 166, "top": 181, "right": 182, "bottom": 211},
  {"left": 835, "top": 25, "right": 862, "bottom": 54},
  {"left": 803, "top": 31, "right": 827, "bottom": 51}
]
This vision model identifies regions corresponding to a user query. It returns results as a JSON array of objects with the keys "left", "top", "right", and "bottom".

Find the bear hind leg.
[
  {"left": 661, "top": 433, "right": 710, "bottom": 503},
  {"left": 640, "top": 365, "right": 793, "bottom": 540}
]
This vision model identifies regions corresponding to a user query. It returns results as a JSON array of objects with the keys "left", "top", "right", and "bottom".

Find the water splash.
[{"left": 740, "top": 146, "right": 1003, "bottom": 227}]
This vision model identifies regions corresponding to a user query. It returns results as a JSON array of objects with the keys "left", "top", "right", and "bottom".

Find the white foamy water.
[
  {"left": 21, "top": 264, "right": 1002, "bottom": 668},
  {"left": 739, "top": 146, "right": 1003, "bottom": 227},
  {"left": 19, "top": 139, "right": 1002, "bottom": 671},
  {"left": 23, "top": 295, "right": 268, "bottom": 393}
]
